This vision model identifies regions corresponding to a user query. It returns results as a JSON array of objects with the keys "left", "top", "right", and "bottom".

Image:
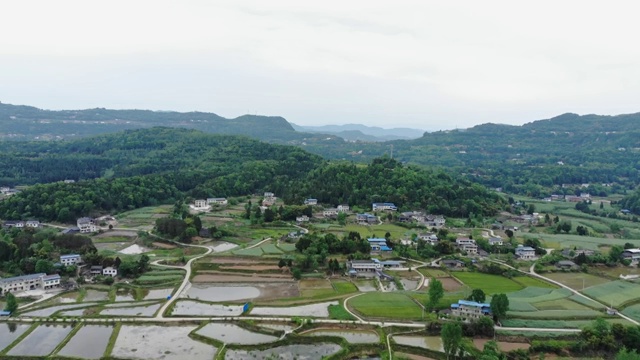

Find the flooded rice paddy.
[
  {"left": 171, "top": 300, "right": 244, "bottom": 316},
  {"left": 83, "top": 290, "right": 110, "bottom": 301},
  {"left": 0, "top": 323, "right": 31, "bottom": 351},
  {"left": 306, "top": 329, "right": 379, "bottom": 343},
  {"left": 112, "top": 325, "right": 217, "bottom": 360},
  {"left": 143, "top": 288, "right": 174, "bottom": 299},
  {"left": 225, "top": 343, "right": 342, "bottom": 360},
  {"left": 20, "top": 302, "right": 98, "bottom": 317},
  {"left": 196, "top": 323, "right": 278, "bottom": 344},
  {"left": 57, "top": 325, "right": 113, "bottom": 359},
  {"left": 393, "top": 335, "right": 444, "bottom": 352},
  {"left": 100, "top": 302, "right": 162, "bottom": 316},
  {"left": 185, "top": 284, "right": 260, "bottom": 302},
  {"left": 7, "top": 324, "right": 73, "bottom": 357},
  {"left": 114, "top": 288, "right": 135, "bottom": 302},
  {"left": 54, "top": 292, "right": 79, "bottom": 303},
  {"left": 251, "top": 301, "right": 338, "bottom": 317}
]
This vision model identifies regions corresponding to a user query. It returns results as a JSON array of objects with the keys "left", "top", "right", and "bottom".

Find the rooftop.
[
  {"left": 0, "top": 273, "right": 46, "bottom": 283},
  {"left": 60, "top": 254, "right": 81, "bottom": 259}
]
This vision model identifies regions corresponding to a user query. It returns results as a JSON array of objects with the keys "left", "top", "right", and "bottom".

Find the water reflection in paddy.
[
  {"left": 112, "top": 325, "right": 217, "bottom": 360},
  {"left": 0, "top": 323, "right": 31, "bottom": 352},
  {"left": 196, "top": 323, "right": 278, "bottom": 344},
  {"left": 393, "top": 335, "right": 444, "bottom": 352},
  {"left": 57, "top": 325, "right": 113, "bottom": 359},
  {"left": 225, "top": 343, "right": 341, "bottom": 360},
  {"left": 7, "top": 324, "right": 73, "bottom": 357},
  {"left": 306, "top": 329, "right": 379, "bottom": 343},
  {"left": 186, "top": 284, "right": 260, "bottom": 302}
]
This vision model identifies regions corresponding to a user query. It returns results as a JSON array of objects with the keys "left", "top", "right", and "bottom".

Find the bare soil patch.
[
  {"left": 299, "top": 279, "right": 332, "bottom": 289},
  {"left": 440, "top": 277, "right": 464, "bottom": 292},
  {"left": 219, "top": 265, "right": 281, "bottom": 271},
  {"left": 152, "top": 242, "right": 176, "bottom": 249},
  {"left": 394, "top": 353, "right": 436, "bottom": 360},
  {"left": 207, "top": 257, "right": 276, "bottom": 265},
  {"left": 94, "top": 231, "right": 137, "bottom": 238},
  {"left": 474, "top": 339, "right": 530, "bottom": 351},
  {"left": 192, "top": 273, "right": 294, "bottom": 283}
]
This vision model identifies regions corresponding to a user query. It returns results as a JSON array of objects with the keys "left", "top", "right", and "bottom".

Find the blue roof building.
[{"left": 450, "top": 299, "right": 491, "bottom": 320}]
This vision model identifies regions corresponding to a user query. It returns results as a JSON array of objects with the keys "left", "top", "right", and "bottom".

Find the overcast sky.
[{"left": 1, "top": 1, "right": 640, "bottom": 131}]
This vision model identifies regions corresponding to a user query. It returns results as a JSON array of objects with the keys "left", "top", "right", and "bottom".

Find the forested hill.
[
  {"left": 0, "top": 102, "right": 340, "bottom": 143},
  {"left": 0, "top": 128, "right": 504, "bottom": 221}
]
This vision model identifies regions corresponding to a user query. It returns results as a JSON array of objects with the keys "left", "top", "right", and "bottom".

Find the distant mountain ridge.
[{"left": 291, "top": 123, "right": 425, "bottom": 141}]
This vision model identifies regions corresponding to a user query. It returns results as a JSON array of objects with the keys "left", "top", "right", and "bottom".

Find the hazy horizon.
[{"left": 2, "top": 1, "right": 640, "bottom": 130}]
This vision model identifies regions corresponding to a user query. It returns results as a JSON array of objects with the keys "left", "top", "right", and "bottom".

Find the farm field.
[
  {"left": 325, "top": 223, "right": 413, "bottom": 240},
  {"left": 349, "top": 292, "right": 424, "bottom": 320},
  {"left": 582, "top": 280, "right": 640, "bottom": 308},
  {"left": 544, "top": 272, "right": 610, "bottom": 290},
  {"left": 116, "top": 205, "right": 172, "bottom": 228},
  {"left": 521, "top": 233, "right": 633, "bottom": 251},
  {"left": 512, "top": 276, "right": 557, "bottom": 289},
  {"left": 621, "top": 303, "right": 640, "bottom": 322},
  {"left": 453, "top": 272, "right": 523, "bottom": 294}
]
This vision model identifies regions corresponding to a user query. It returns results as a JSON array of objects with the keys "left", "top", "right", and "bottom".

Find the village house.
[
  {"left": 399, "top": 211, "right": 424, "bottom": 223},
  {"left": 356, "top": 213, "right": 378, "bottom": 225},
  {"left": 206, "top": 198, "right": 228, "bottom": 206},
  {"left": 0, "top": 273, "right": 60, "bottom": 295},
  {"left": 556, "top": 260, "right": 578, "bottom": 270},
  {"left": 455, "top": 238, "right": 478, "bottom": 254},
  {"left": 103, "top": 267, "right": 118, "bottom": 277},
  {"left": 25, "top": 220, "right": 41, "bottom": 228},
  {"left": 515, "top": 245, "right": 537, "bottom": 260},
  {"left": 346, "top": 259, "right": 382, "bottom": 274},
  {"left": 60, "top": 254, "right": 81, "bottom": 266},
  {"left": 488, "top": 236, "right": 503, "bottom": 246},
  {"left": 262, "top": 197, "right": 276, "bottom": 206},
  {"left": 368, "top": 238, "right": 391, "bottom": 252},
  {"left": 193, "top": 199, "right": 207, "bottom": 208},
  {"left": 423, "top": 215, "right": 446, "bottom": 228},
  {"left": 419, "top": 233, "right": 439, "bottom": 245},
  {"left": 621, "top": 249, "right": 640, "bottom": 265},
  {"left": 450, "top": 299, "right": 491, "bottom": 320},
  {"left": 90, "top": 265, "right": 103, "bottom": 275},
  {"left": 304, "top": 198, "right": 318, "bottom": 205},
  {"left": 337, "top": 204, "right": 350, "bottom": 212},
  {"left": 264, "top": 192, "right": 275, "bottom": 198},
  {"left": 372, "top": 202, "right": 397, "bottom": 211},
  {"left": 323, "top": 208, "right": 339, "bottom": 217},
  {"left": 2, "top": 220, "right": 25, "bottom": 228},
  {"left": 296, "top": 215, "right": 309, "bottom": 223},
  {"left": 561, "top": 248, "right": 595, "bottom": 258},
  {"left": 77, "top": 217, "right": 98, "bottom": 233}
]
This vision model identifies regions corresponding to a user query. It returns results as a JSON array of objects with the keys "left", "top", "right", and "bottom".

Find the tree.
[
  {"left": 35, "top": 259, "right": 54, "bottom": 274},
  {"left": 4, "top": 292, "right": 18, "bottom": 314},
  {"left": 138, "top": 254, "right": 150, "bottom": 273},
  {"left": 114, "top": 256, "right": 122, "bottom": 268},
  {"left": 103, "top": 276, "right": 114, "bottom": 285},
  {"left": 291, "top": 268, "right": 302, "bottom": 280},
  {"left": 441, "top": 322, "right": 463, "bottom": 360},
  {"left": 278, "top": 259, "right": 286, "bottom": 268},
  {"left": 616, "top": 348, "right": 640, "bottom": 360},
  {"left": 427, "top": 278, "right": 444, "bottom": 311},
  {"left": 468, "top": 288, "right": 486, "bottom": 303},
  {"left": 609, "top": 245, "right": 624, "bottom": 263},
  {"left": 505, "top": 229, "right": 514, "bottom": 239},
  {"left": 527, "top": 204, "right": 536, "bottom": 215},
  {"left": 490, "top": 293, "right": 509, "bottom": 321}
]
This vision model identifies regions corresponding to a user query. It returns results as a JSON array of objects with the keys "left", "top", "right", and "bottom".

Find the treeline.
[
  {"left": 0, "top": 227, "right": 95, "bottom": 276},
  {"left": 0, "top": 128, "right": 504, "bottom": 222},
  {"left": 620, "top": 190, "right": 640, "bottom": 215}
]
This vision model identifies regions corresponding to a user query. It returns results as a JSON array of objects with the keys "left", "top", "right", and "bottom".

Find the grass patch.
[
  {"left": 502, "top": 318, "right": 629, "bottom": 329},
  {"left": 328, "top": 303, "right": 356, "bottom": 320},
  {"left": 260, "top": 244, "right": 283, "bottom": 254},
  {"left": 135, "top": 274, "right": 183, "bottom": 284},
  {"left": 453, "top": 272, "right": 523, "bottom": 294},
  {"left": 582, "top": 280, "right": 640, "bottom": 308},
  {"left": 512, "top": 276, "right": 557, "bottom": 288},
  {"left": 533, "top": 299, "right": 594, "bottom": 311},
  {"left": 621, "top": 303, "right": 640, "bottom": 322},
  {"left": 507, "top": 309, "right": 602, "bottom": 319},
  {"left": 277, "top": 243, "right": 297, "bottom": 252},
  {"left": 232, "top": 248, "right": 264, "bottom": 256},
  {"left": 331, "top": 280, "right": 358, "bottom": 294},
  {"left": 544, "top": 272, "right": 610, "bottom": 290},
  {"left": 508, "top": 288, "right": 572, "bottom": 303},
  {"left": 349, "top": 292, "right": 423, "bottom": 320}
]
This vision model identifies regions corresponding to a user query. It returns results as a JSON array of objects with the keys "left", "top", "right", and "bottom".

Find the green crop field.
[
  {"left": 568, "top": 294, "right": 606, "bottom": 309},
  {"left": 349, "top": 292, "right": 424, "bottom": 319},
  {"left": 502, "top": 318, "right": 630, "bottom": 329},
  {"left": 232, "top": 248, "right": 264, "bottom": 256},
  {"left": 508, "top": 309, "right": 602, "bottom": 319},
  {"left": 260, "top": 244, "right": 283, "bottom": 254},
  {"left": 583, "top": 281, "right": 640, "bottom": 308},
  {"left": 533, "top": 299, "right": 594, "bottom": 311},
  {"left": 453, "top": 272, "right": 523, "bottom": 294},
  {"left": 545, "top": 272, "right": 610, "bottom": 290},
  {"left": 419, "top": 268, "right": 449, "bottom": 278},
  {"left": 621, "top": 304, "right": 640, "bottom": 322},
  {"left": 331, "top": 280, "right": 358, "bottom": 294},
  {"left": 327, "top": 223, "right": 413, "bottom": 240},
  {"left": 521, "top": 233, "right": 633, "bottom": 251},
  {"left": 512, "top": 276, "right": 557, "bottom": 288},
  {"left": 507, "top": 300, "right": 538, "bottom": 312},
  {"left": 277, "top": 243, "right": 297, "bottom": 252}
]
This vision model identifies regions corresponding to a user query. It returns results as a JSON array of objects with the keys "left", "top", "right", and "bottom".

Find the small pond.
[
  {"left": 0, "top": 323, "right": 31, "bottom": 352},
  {"left": 186, "top": 284, "right": 260, "bottom": 302},
  {"left": 57, "top": 325, "right": 113, "bottom": 359},
  {"left": 393, "top": 335, "right": 444, "bottom": 352},
  {"left": 251, "top": 301, "right": 338, "bottom": 317},
  {"left": 196, "top": 323, "right": 278, "bottom": 344},
  {"left": 225, "top": 343, "right": 342, "bottom": 360},
  {"left": 100, "top": 302, "right": 162, "bottom": 316},
  {"left": 112, "top": 325, "right": 217, "bottom": 360},
  {"left": 306, "top": 329, "right": 379, "bottom": 343},
  {"left": 142, "top": 288, "right": 174, "bottom": 299},
  {"left": 171, "top": 300, "right": 244, "bottom": 316},
  {"left": 7, "top": 324, "right": 74, "bottom": 357}
]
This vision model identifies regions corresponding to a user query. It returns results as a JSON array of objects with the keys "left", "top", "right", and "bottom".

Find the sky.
[{"left": 1, "top": 1, "right": 640, "bottom": 131}]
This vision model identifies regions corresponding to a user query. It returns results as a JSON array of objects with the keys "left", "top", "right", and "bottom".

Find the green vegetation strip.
[
  {"left": 453, "top": 272, "right": 523, "bottom": 294},
  {"left": 0, "top": 323, "right": 38, "bottom": 356},
  {"left": 103, "top": 321, "right": 121, "bottom": 358},
  {"left": 349, "top": 293, "right": 423, "bottom": 320}
]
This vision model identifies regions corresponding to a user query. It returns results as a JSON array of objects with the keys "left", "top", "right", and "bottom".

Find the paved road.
[
  {"left": 246, "top": 237, "right": 273, "bottom": 249},
  {"left": 153, "top": 241, "right": 213, "bottom": 319},
  {"left": 343, "top": 293, "right": 365, "bottom": 322}
]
